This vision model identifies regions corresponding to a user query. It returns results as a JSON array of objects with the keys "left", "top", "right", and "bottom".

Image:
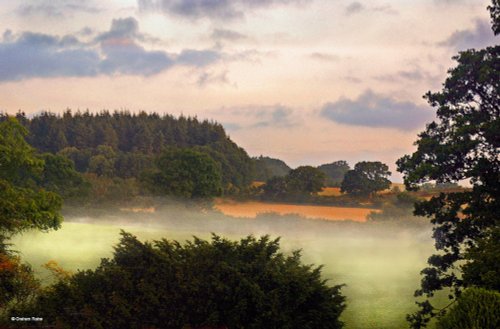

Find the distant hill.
[
  {"left": 253, "top": 156, "right": 291, "bottom": 181},
  {"left": 317, "top": 161, "right": 350, "bottom": 187},
  {"left": 3, "top": 111, "right": 254, "bottom": 190}
]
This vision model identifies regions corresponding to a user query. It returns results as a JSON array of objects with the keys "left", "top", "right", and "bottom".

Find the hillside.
[{"left": 3, "top": 111, "right": 254, "bottom": 190}]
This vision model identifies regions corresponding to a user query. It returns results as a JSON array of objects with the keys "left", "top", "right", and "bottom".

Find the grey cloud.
[
  {"left": 138, "top": 0, "right": 311, "bottom": 20},
  {"left": 309, "top": 52, "right": 340, "bottom": 62},
  {"left": 372, "top": 5, "right": 398, "bottom": 15},
  {"left": 96, "top": 17, "right": 140, "bottom": 41},
  {"left": 246, "top": 105, "right": 295, "bottom": 128},
  {"left": 211, "top": 29, "right": 248, "bottom": 42},
  {"left": 95, "top": 17, "right": 162, "bottom": 45},
  {"left": 343, "top": 76, "right": 362, "bottom": 83},
  {"left": 197, "top": 70, "right": 231, "bottom": 87},
  {"left": 0, "top": 17, "right": 223, "bottom": 82},
  {"left": 99, "top": 43, "right": 173, "bottom": 76},
  {"left": 345, "top": 1, "right": 397, "bottom": 16},
  {"left": 177, "top": 49, "right": 222, "bottom": 67},
  {"left": 440, "top": 19, "right": 498, "bottom": 50},
  {"left": 345, "top": 2, "right": 364, "bottom": 15},
  {"left": 320, "top": 90, "right": 434, "bottom": 130},
  {"left": 253, "top": 106, "right": 295, "bottom": 128},
  {"left": 17, "top": 1, "right": 100, "bottom": 17},
  {"left": 221, "top": 122, "right": 242, "bottom": 131},
  {"left": 375, "top": 66, "right": 436, "bottom": 83},
  {"left": 217, "top": 105, "right": 296, "bottom": 130},
  {"left": 0, "top": 32, "right": 101, "bottom": 81}
]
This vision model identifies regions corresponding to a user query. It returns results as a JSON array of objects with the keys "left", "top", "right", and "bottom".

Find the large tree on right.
[{"left": 397, "top": 3, "right": 499, "bottom": 328}]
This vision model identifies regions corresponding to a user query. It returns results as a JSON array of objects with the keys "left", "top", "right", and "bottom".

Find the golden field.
[{"left": 214, "top": 198, "right": 378, "bottom": 222}]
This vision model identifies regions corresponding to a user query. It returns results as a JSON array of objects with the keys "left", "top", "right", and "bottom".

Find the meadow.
[{"left": 12, "top": 205, "right": 444, "bottom": 329}]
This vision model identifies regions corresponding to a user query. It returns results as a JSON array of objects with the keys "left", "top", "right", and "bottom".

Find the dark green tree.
[
  {"left": 490, "top": 0, "right": 500, "bottom": 34},
  {"left": 262, "top": 176, "right": 289, "bottom": 200},
  {"left": 19, "top": 232, "right": 346, "bottom": 329},
  {"left": 252, "top": 156, "right": 291, "bottom": 181},
  {"left": 341, "top": 161, "right": 391, "bottom": 197},
  {"left": 317, "top": 161, "right": 350, "bottom": 187},
  {"left": 0, "top": 118, "right": 63, "bottom": 234},
  {"left": 461, "top": 228, "right": 500, "bottom": 292},
  {"left": 143, "top": 148, "right": 223, "bottom": 198},
  {"left": 435, "top": 288, "right": 500, "bottom": 329},
  {"left": 36, "top": 153, "right": 89, "bottom": 199},
  {"left": 0, "top": 118, "right": 62, "bottom": 313},
  {"left": 397, "top": 6, "right": 499, "bottom": 326},
  {"left": 286, "top": 166, "right": 326, "bottom": 195},
  {"left": 262, "top": 166, "right": 326, "bottom": 201}
]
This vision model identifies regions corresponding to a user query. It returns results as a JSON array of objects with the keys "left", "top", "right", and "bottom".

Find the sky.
[{"left": 0, "top": 0, "right": 498, "bottom": 180}]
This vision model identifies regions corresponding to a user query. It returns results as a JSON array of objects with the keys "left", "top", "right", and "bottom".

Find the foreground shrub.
[
  {"left": 436, "top": 288, "right": 500, "bottom": 329},
  {"left": 15, "top": 232, "right": 345, "bottom": 329}
]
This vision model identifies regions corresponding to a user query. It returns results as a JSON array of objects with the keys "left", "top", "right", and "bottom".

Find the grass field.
[
  {"left": 214, "top": 199, "right": 377, "bottom": 222},
  {"left": 12, "top": 208, "right": 442, "bottom": 329}
]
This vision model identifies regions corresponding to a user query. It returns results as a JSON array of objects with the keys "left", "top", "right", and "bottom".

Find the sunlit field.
[
  {"left": 13, "top": 207, "right": 441, "bottom": 329},
  {"left": 214, "top": 199, "right": 377, "bottom": 222}
]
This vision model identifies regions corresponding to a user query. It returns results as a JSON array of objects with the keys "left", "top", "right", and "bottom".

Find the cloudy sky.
[{"left": 0, "top": 0, "right": 498, "bottom": 179}]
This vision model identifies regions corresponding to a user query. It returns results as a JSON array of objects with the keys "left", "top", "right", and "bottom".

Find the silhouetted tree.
[
  {"left": 341, "top": 161, "right": 391, "bottom": 197},
  {"left": 398, "top": 4, "right": 499, "bottom": 326},
  {"left": 19, "top": 232, "right": 346, "bottom": 329}
]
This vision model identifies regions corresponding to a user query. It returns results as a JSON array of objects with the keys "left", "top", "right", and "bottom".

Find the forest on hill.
[
  {"left": 0, "top": 111, "right": 256, "bottom": 201},
  {"left": 3, "top": 111, "right": 387, "bottom": 205}
]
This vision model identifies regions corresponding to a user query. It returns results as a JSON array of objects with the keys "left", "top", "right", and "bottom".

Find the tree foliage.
[
  {"left": 1, "top": 110, "right": 254, "bottom": 192},
  {"left": 143, "top": 148, "right": 223, "bottom": 198},
  {"left": 19, "top": 232, "right": 346, "bottom": 329},
  {"left": 286, "top": 166, "right": 326, "bottom": 195},
  {"left": 317, "top": 161, "right": 350, "bottom": 187},
  {"left": 397, "top": 11, "right": 499, "bottom": 327},
  {"left": 489, "top": 0, "right": 500, "bottom": 35},
  {"left": 252, "top": 156, "right": 291, "bottom": 181},
  {"left": 0, "top": 117, "right": 64, "bottom": 314},
  {"left": 36, "top": 153, "right": 90, "bottom": 199},
  {"left": 341, "top": 161, "right": 391, "bottom": 197},
  {"left": 0, "top": 118, "right": 63, "bottom": 235},
  {"left": 262, "top": 166, "right": 326, "bottom": 201},
  {"left": 435, "top": 288, "right": 500, "bottom": 329}
]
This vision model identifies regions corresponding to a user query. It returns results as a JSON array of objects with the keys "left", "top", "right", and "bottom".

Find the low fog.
[{"left": 13, "top": 200, "right": 440, "bottom": 329}]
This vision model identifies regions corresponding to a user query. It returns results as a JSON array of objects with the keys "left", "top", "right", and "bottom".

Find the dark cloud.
[
  {"left": 96, "top": 17, "right": 140, "bottom": 41},
  {"left": 138, "top": 0, "right": 311, "bottom": 20},
  {"left": 99, "top": 43, "right": 173, "bottom": 76},
  {"left": 0, "top": 32, "right": 101, "bottom": 81},
  {"left": 211, "top": 29, "right": 248, "bottom": 42},
  {"left": 345, "top": 2, "right": 364, "bottom": 15},
  {"left": 320, "top": 90, "right": 434, "bottom": 130},
  {"left": 0, "top": 17, "right": 223, "bottom": 82},
  {"left": 439, "top": 19, "right": 498, "bottom": 50},
  {"left": 17, "top": 1, "right": 100, "bottom": 17}
]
